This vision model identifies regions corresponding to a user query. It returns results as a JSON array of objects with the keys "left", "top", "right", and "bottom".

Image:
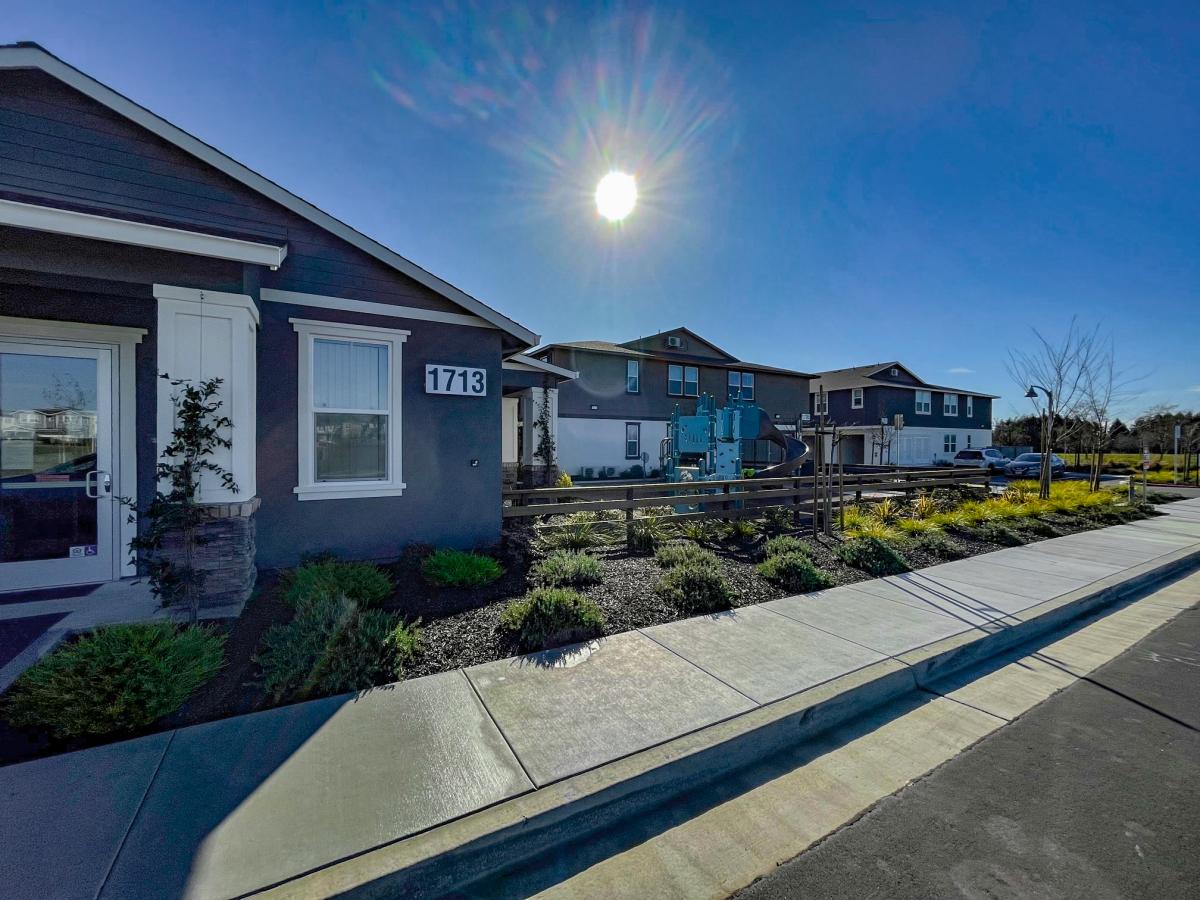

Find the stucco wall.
[{"left": 557, "top": 416, "right": 670, "bottom": 477}]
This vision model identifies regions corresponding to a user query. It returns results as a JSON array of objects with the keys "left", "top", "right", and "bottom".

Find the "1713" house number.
[{"left": 425, "top": 364, "right": 487, "bottom": 396}]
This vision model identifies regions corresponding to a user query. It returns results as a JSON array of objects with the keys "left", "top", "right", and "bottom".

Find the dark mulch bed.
[{"left": 0, "top": 498, "right": 1174, "bottom": 766}]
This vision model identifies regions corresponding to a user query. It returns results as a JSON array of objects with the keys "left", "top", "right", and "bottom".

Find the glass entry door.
[{"left": 0, "top": 342, "right": 115, "bottom": 591}]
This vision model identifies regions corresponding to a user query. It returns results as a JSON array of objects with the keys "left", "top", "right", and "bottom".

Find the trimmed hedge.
[{"left": 3, "top": 623, "right": 224, "bottom": 739}]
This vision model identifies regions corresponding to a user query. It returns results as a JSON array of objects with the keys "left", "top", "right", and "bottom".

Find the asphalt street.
[{"left": 736, "top": 597, "right": 1200, "bottom": 900}]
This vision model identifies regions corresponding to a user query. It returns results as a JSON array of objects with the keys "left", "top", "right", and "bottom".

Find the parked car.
[
  {"left": 951, "top": 448, "right": 1009, "bottom": 473},
  {"left": 1004, "top": 452, "right": 1066, "bottom": 479}
]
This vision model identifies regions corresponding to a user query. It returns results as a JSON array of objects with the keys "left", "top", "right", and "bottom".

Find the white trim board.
[
  {"left": 503, "top": 353, "right": 578, "bottom": 380},
  {"left": 155, "top": 284, "right": 261, "bottom": 326},
  {"left": 262, "top": 288, "right": 489, "bottom": 330},
  {"left": 0, "top": 198, "right": 287, "bottom": 269},
  {"left": 0, "top": 44, "right": 539, "bottom": 347}
]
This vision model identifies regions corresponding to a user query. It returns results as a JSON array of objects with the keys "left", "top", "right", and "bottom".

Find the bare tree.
[
  {"left": 1078, "top": 339, "right": 1137, "bottom": 490},
  {"left": 1006, "top": 318, "right": 1100, "bottom": 499}
]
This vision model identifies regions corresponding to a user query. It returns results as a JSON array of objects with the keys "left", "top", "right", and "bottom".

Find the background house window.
[
  {"left": 944, "top": 433, "right": 957, "bottom": 453},
  {"left": 816, "top": 394, "right": 829, "bottom": 415},
  {"left": 625, "top": 422, "right": 640, "bottom": 459},
  {"left": 944, "top": 393, "right": 959, "bottom": 415},
  {"left": 966, "top": 395, "right": 974, "bottom": 417},
  {"left": 684, "top": 366, "right": 699, "bottom": 397},
  {"left": 915, "top": 390, "right": 931, "bottom": 414},
  {"left": 668, "top": 364, "right": 683, "bottom": 396},
  {"left": 293, "top": 320, "right": 407, "bottom": 500},
  {"left": 626, "top": 359, "right": 640, "bottom": 393},
  {"left": 851, "top": 387, "right": 863, "bottom": 409},
  {"left": 727, "top": 370, "right": 755, "bottom": 401}
]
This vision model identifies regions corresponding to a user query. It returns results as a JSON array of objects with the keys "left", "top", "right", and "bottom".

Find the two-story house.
[
  {"left": 533, "top": 328, "right": 813, "bottom": 478},
  {"left": 809, "top": 362, "right": 998, "bottom": 466}
]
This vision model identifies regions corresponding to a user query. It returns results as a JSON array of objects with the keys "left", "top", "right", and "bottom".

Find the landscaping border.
[{"left": 259, "top": 544, "right": 1200, "bottom": 900}]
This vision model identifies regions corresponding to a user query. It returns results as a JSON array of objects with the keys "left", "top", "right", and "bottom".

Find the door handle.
[{"left": 85, "top": 471, "right": 112, "bottom": 499}]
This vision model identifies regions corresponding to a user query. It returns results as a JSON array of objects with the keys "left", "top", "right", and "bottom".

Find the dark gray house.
[
  {"left": 0, "top": 44, "right": 552, "bottom": 605},
  {"left": 533, "top": 328, "right": 813, "bottom": 477},
  {"left": 808, "top": 362, "right": 999, "bottom": 465}
]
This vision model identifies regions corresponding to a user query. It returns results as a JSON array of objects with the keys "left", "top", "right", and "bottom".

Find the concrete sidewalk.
[{"left": 2, "top": 499, "right": 1199, "bottom": 900}]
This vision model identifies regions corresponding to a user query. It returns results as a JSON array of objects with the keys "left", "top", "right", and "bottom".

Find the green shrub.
[
  {"left": 678, "top": 521, "right": 711, "bottom": 543},
  {"left": 655, "top": 542, "right": 719, "bottom": 569},
  {"left": 257, "top": 593, "right": 419, "bottom": 701},
  {"left": 531, "top": 550, "right": 603, "bottom": 587},
  {"left": 725, "top": 519, "right": 760, "bottom": 544},
  {"left": 655, "top": 563, "right": 733, "bottom": 614},
  {"left": 837, "top": 536, "right": 910, "bottom": 576},
  {"left": 284, "top": 559, "right": 393, "bottom": 608},
  {"left": 763, "top": 535, "right": 809, "bottom": 558},
  {"left": 538, "top": 520, "right": 605, "bottom": 552},
  {"left": 757, "top": 552, "right": 832, "bottom": 592},
  {"left": 871, "top": 498, "right": 902, "bottom": 524},
  {"left": 4, "top": 623, "right": 224, "bottom": 739},
  {"left": 500, "top": 588, "right": 605, "bottom": 651},
  {"left": 847, "top": 518, "right": 902, "bottom": 542},
  {"left": 897, "top": 517, "right": 940, "bottom": 535},
  {"left": 968, "top": 521, "right": 1027, "bottom": 546},
  {"left": 910, "top": 494, "right": 941, "bottom": 519},
  {"left": 629, "top": 517, "right": 673, "bottom": 553},
  {"left": 905, "top": 530, "right": 966, "bottom": 560},
  {"left": 762, "top": 506, "right": 795, "bottom": 532},
  {"left": 421, "top": 549, "right": 504, "bottom": 587}
]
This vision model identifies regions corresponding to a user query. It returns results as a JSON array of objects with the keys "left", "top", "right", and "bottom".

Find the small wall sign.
[{"left": 425, "top": 364, "right": 487, "bottom": 396}]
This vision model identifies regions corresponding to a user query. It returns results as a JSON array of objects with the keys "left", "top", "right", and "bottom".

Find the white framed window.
[
  {"left": 915, "top": 390, "right": 931, "bottom": 415},
  {"left": 851, "top": 387, "right": 863, "bottom": 409},
  {"left": 944, "top": 393, "right": 959, "bottom": 416},
  {"left": 626, "top": 359, "right": 639, "bottom": 394},
  {"left": 625, "top": 422, "right": 640, "bottom": 459},
  {"left": 816, "top": 394, "right": 829, "bottom": 416},
  {"left": 292, "top": 318, "right": 408, "bottom": 501},
  {"left": 966, "top": 395, "right": 974, "bottom": 417},
  {"left": 944, "top": 433, "right": 957, "bottom": 453},
  {"left": 684, "top": 365, "right": 699, "bottom": 397}
]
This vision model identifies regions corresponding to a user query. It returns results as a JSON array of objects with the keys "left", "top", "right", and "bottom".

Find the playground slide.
[{"left": 745, "top": 406, "right": 810, "bottom": 478}]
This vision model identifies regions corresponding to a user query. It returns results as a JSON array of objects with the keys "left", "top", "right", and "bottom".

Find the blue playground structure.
[{"left": 660, "top": 395, "right": 809, "bottom": 484}]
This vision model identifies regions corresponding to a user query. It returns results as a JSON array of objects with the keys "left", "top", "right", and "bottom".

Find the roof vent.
[
  {"left": 890, "top": 367, "right": 899, "bottom": 376},
  {"left": 666, "top": 336, "right": 683, "bottom": 349}
]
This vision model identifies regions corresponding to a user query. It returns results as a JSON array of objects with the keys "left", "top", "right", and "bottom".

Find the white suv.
[{"left": 951, "top": 448, "right": 1008, "bottom": 473}]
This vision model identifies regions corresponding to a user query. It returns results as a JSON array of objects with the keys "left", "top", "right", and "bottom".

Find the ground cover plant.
[
  {"left": 257, "top": 592, "right": 419, "bottom": 700},
  {"left": 500, "top": 587, "right": 605, "bottom": 651},
  {"left": 3, "top": 623, "right": 225, "bottom": 739},
  {"left": 421, "top": 549, "right": 504, "bottom": 587},
  {"left": 530, "top": 550, "right": 603, "bottom": 588},
  {"left": 763, "top": 535, "right": 809, "bottom": 558},
  {"left": 655, "top": 542, "right": 719, "bottom": 569},
  {"left": 283, "top": 559, "right": 394, "bottom": 608},
  {"left": 837, "top": 535, "right": 911, "bottom": 576}
]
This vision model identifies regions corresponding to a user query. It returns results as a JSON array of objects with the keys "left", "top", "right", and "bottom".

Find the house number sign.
[{"left": 425, "top": 364, "right": 487, "bottom": 396}]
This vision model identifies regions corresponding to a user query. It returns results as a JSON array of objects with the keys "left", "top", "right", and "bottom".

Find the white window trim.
[
  {"left": 625, "top": 422, "right": 641, "bottom": 459},
  {"left": 944, "top": 393, "right": 959, "bottom": 416},
  {"left": 291, "top": 318, "right": 409, "bottom": 501},
  {"left": 684, "top": 365, "right": 699, "bottom": 398},
  {"left": 944, "top": 433, "right": 957, "bottom": 453},
  {"left": 915, "top": 390, "right": 932, "bottom": 415},
  {"left": 851, "top": 387, "right": 864, "bottom": 409},
  {"left": 626, "top": 359, "right": 640, "bottom": 394}
]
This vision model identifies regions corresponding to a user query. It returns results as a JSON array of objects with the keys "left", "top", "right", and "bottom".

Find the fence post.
[{"left": 625, "top": 487, "right": 634, "bottom": 552}]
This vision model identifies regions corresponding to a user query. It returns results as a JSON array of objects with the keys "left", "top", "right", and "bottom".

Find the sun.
[{"left": 595, "top": 171, "right": 637, "bottom": 221}]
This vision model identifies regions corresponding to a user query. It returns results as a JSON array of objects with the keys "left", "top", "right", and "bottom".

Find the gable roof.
[
  {"left": 621, "top": 327, "right": 738, "bottom": 361},
  {"left": 811, "top": 361, "right": 1000, "bottom": 398},
  {"left": 0, "top": 42, "right": 538, "bottom": 347}
]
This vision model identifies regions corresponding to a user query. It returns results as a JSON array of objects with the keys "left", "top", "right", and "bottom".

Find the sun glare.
[{"left": 595, "top": 171, "right": 637, "bottom": 221}]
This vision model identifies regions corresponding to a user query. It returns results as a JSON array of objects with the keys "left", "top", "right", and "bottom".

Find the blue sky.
[{"left": 6, "top": 1, "right": 1198, "bottom": 419}]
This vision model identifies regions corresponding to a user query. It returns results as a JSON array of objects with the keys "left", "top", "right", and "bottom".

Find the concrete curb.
[{"left": 259, "top": 545, "right": 1200, "bottom": 900}]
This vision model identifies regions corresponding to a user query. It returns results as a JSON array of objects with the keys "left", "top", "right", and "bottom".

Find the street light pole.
[{"left": 1025, "top": 384, "right": 1054, "bottom": 500}]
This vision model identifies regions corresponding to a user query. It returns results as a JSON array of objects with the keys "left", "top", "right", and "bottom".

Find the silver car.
[{"left": 951, "top": 448, "right": 1009, "bottom": 473}]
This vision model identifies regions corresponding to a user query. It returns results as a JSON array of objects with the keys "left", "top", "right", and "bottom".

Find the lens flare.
[{"left": 595, "top": 171, "right": 637, "bottom": 221}]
